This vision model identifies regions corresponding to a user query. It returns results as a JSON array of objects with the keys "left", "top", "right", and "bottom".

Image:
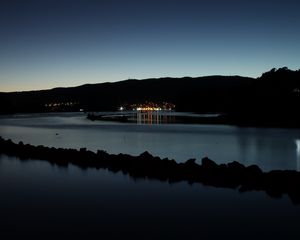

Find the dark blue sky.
[{"left": 1, "top": 0, "right": 300, "bottom": 91}]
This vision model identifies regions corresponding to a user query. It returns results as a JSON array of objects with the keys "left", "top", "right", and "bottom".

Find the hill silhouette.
[
  {"left": 1, "top": 67, "right": 299, "bottom": 127},
  {"left": 229, "top": 67, "right": 300, "bottom": 127},
  {"left": 0, "top": 75, "right": 255, "bottom": 113}
]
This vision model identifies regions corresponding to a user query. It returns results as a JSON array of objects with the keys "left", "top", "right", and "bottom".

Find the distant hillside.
[
  {"left": 0, "top": 75, "right": 255, "bottom": 113},
  {"left": 228, "top": 67, "right": 300, "bottom": 127},
  {"left": 1, "top": 68, "right": 300, "bottom": 127}
]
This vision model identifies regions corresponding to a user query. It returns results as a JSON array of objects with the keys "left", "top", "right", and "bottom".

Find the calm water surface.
[
  {"left": 0, "top": 155, "right": 300, "bottom": 239},
  {"left": 0, "top": 112, "right": 300, "bottom": 171},
  {"left": 1, "top": 113, "right": 300, "bottom": 239}
]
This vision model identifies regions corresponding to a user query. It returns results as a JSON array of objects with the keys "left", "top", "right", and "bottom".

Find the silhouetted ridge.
[
  {"left": 229, "top": 67, "right": 300, "bottom": 127},
  {"left": 0, "top": 75, "right": 255, "bottom": 113},
  {"left": 1, "top": 67, "right": 300, "bottom": 127},
  {"left": 1, "top": 136, "right": 300, "bottom": 205}
]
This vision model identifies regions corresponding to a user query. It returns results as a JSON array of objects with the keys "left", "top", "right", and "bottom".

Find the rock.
[
  {"left": 227, "top": 161, "right": 245, "bottom": 171},
  {"left": 184, "top": 158, "right": 197, "bottom": 165},
  {"left": 245, "top": 165, "right": 263, "bottom": 175},
  {"left": 201, "top": 157, "right": 218, "bottom": 169},
  {"left": 139, "top": 151, "right": 153, "bottom": 159}
]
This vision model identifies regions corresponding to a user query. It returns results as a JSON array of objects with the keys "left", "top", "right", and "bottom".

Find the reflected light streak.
[{"left": 296, "top": 140, "right": 300, "bottom": 171}]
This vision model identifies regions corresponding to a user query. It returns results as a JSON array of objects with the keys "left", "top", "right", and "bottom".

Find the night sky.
[{"left": 1, "top": 0, "right": 300, "bottom": 92}]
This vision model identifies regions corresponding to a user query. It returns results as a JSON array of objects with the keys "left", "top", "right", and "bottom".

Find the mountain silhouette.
[{"left": 1, "top": 67, "right": 299, "bottom": 127}]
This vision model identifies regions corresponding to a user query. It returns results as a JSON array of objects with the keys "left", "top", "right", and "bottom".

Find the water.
[
  {"left": 0, "top": 112, "right": 300, "bottom": 171},
  {"left": 0, "top": 155, "right": 300, "bottom": 239},
  {"left": 1, "top": 113, "right": 300, "bottom": 239}
]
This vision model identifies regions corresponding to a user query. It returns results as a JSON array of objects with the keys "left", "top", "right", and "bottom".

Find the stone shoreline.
[{"left": 1, "top": 136, "right": 300, "bottom": 204}]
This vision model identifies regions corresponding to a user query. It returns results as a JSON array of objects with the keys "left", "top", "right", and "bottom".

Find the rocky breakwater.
[{"left": 0, "top": 136, "right": 300, "bottom": 204}]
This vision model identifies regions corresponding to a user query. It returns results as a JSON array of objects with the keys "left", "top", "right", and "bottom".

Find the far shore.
[
  {"left": 1, "top": 111, "right": 300, "bottom": 129},
  {"left": 86, "top": 111, "right": 300, "bottom": 129},
  {"left": 86, "top": 111, "right": 226, "bottom": 125}
]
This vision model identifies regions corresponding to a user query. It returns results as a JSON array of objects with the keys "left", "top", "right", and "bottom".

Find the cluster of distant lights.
[
  {"left": 119, "top": 102, "right": 175, "bottom": 112},
  {"left": 119, "top": 106, "right": 172, "bottom": 111},
  {"left": 44, "top": 102, "right": 77, "bottom": 107},
  {"left": 136, "top": 107, "right": 165, "bottom": 111}
]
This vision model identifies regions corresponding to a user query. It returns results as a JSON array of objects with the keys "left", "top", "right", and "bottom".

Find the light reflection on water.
[{"left": 296, "top": 140, "right": 300, "bottom": 171}]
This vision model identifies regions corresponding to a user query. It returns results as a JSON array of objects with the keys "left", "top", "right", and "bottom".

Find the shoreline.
[
  {"left": 86, "top": 112, "right": 300, "bottom": 129},
  {"left": 1, "top": 111, "right": 300, "bottom": 129},
  {"left": 1, "top": 136, "right": 300, "bottom": 205}
]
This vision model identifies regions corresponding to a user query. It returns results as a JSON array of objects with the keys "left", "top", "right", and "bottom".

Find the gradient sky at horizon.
[{"left": 0, "top": 0, "right": 300, "bottom": 92}]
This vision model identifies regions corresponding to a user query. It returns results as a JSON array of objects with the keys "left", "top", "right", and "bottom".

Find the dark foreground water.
[{"left": 1, "top": 155, "right": 300, "bottom": 240}]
